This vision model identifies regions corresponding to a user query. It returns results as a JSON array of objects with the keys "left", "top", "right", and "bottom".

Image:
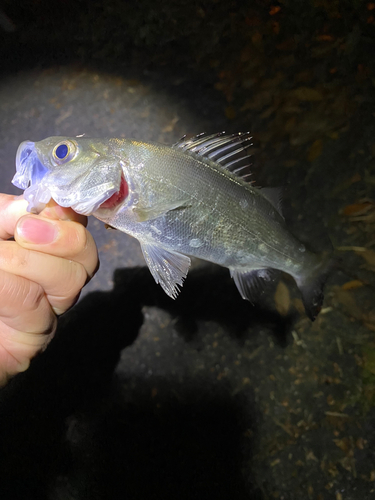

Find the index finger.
[
  {"left": 0, "top": 194, "right": 87, "bottom": 241},
  {"left": 39, "top": 199, "right": 88, "bottom": 227}
]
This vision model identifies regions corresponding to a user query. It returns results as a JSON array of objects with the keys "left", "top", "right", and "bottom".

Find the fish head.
[{"left": 12, "top": 137, "right": 126, "bottom": 215}]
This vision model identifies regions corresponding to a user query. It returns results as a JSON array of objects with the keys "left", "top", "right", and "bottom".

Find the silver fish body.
[{"left": 13, "top": 133, "right": 330, "bottom": 319}]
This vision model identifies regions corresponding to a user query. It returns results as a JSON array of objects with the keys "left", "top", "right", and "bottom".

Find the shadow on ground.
[
  {"left": 114, "top": 265, "right": 295, "bottom": 344},
  {"left": 0, "top": 266, "right": 278, "bottom": 500}
]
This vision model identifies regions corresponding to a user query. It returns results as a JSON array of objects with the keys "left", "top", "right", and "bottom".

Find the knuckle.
[
  {"left": 59, "top": 261, "right": 87, "bottom": 299},
  {"left": 0, "top": 242, "right": 28, "bottom": 271},
  {"left": 0, "top": 270, "right": 45, "bottom": 314},
  {"left": 48, "top": 261, "right": 87, "bottom": 315},
  {"left": 21, "top": 280, "right": 46, "bottom": 312},
  {"left": 66, "top": 223, "right": 88, "bottom": 257}
]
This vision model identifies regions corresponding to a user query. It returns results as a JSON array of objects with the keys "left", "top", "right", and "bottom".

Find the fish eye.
[
  {"left": 52, "top": 140, "right": 77, "bottom": 164},
  {"left": 55, "top": 144, "right": 68, "bottom": 159}
]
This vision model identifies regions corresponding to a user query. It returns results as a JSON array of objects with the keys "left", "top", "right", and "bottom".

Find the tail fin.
[{"left": 296, "top": 253, "right": 333, "bottom": 321}]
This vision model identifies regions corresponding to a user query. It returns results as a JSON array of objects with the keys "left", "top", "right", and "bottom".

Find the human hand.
[{"left": 0, "top": 194, "right": 99, "bottom": 386}]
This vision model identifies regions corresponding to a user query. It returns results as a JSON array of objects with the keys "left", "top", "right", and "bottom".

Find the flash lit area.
[
  {"left": 0, "top": 2, "right": 375, "bottom": 500},
  {"left": 0, "top": 66, "right": 225, "bottom": 293}
]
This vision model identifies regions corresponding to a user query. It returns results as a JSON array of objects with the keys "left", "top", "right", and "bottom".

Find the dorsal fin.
[
  {"left": 174, "top": 132, "right": 253, "bottom": 182},
  {"left": 260, "top": 187, "right": 283, "bottom": 217}
]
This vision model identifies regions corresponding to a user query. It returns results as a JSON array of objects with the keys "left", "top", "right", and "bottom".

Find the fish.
[{"left": 12, "top": 132, "right": 331, "bottom": 320}]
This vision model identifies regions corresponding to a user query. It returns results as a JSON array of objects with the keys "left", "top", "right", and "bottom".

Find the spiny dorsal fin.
[{"left": 174, "top": 132, "right": 253, "bottom": 182}]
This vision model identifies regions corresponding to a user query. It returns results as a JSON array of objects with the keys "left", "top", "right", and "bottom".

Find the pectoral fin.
[
  {"left": 133, "top": 199, "right": 191, "bottom": 222},
  {"left": 141, "top": 242, "right": 191, "bottom": 299}
]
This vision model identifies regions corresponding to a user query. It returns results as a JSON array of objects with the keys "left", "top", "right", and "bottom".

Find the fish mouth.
[
  {"left": 98, "top": 174, "right": 128, "bottom": 210},
  {"left": 13, "top": 141, "right": 52, "bottom": 213}
]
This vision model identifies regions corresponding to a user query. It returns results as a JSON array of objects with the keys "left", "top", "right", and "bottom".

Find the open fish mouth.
[
  {"left": 13, "top": 141, "right": 52, "bottom": 213},
  {"left": 97, "top": 174, "right": 129, "bottom": 210},
  {"left": 71, "top": 181, "right": 126, "bottom": 216}
]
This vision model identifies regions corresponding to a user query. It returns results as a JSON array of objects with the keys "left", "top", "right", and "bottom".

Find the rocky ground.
[{"left": 0, "top": 1, "right": 375, "bottom": 499}]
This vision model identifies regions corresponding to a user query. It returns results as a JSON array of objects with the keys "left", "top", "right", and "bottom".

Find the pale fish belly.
[{"left": 105, "top": 199, "right": 307, "bottom": 277}]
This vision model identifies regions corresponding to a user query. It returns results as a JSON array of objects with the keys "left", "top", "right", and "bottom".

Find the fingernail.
[{"left": 17, "top": 217, "right": 58, "bottom": 244}]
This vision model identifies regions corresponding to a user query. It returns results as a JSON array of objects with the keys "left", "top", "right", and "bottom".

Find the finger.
[
  {"left": 0, "top": 269, "right": 56, "bottom": 384},
  {"left": 0, "top": 268, "right": 56, "bottom": 353},
  {"left": 0, "top": 241, "right": 88, "bottom": 315},
  {"left": 15, "top": 214, "right": 98, "bottom": 279},
  {"left": 0, "top": 194, "right": 88, "bottom": 241},
  {"left": 39, "top": 199, "right": 88, "bottom": 226},
  {"left": 0, "top": 269, "right": 55, "bottom": 335},
  {"left": 0, "top": 315, "right": 54, "bottom": 385},
  {"left": 0, "top": 194, "right": 28, "bottom": 240}
]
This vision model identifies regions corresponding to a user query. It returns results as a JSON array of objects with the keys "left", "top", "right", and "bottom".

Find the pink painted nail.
[{"left": 17, "top": 217, "right": 58, "bottom": 244}]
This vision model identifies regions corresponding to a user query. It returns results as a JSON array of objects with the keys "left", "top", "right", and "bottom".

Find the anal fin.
[
  {"left": 231, "top": 268, "right": 276, "bottom": 303},
  {"left": 141, "top": 242, "right": 191, "bottom": 299}
]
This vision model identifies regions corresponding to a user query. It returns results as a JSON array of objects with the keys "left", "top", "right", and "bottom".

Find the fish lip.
[
  {"left": 13, "top": 141, "right": 36, "bottom": 189},
  {"left": 12, "top": 141, "right": 52, "bottom": 213},
  {"left": 70, "top": 184, "right": 120, "bottom": 215}
]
